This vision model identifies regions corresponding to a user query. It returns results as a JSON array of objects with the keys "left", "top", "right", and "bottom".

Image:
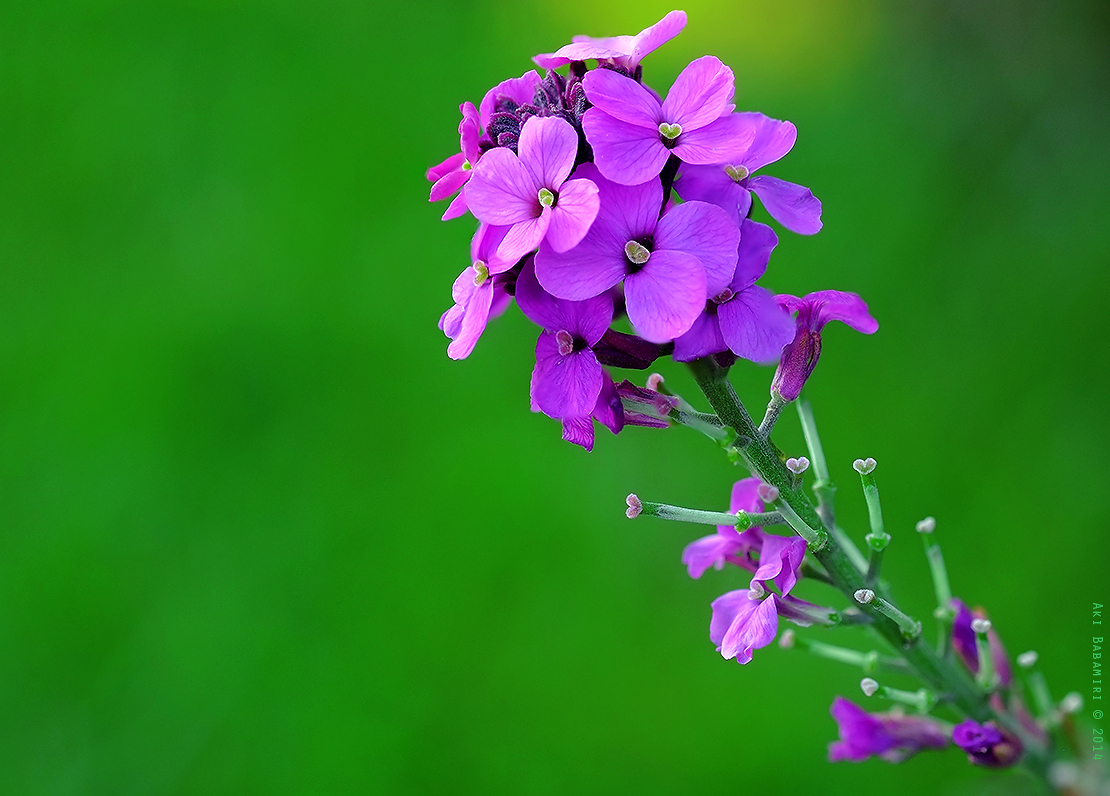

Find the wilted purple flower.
[
  {"left": 828, "top": 697, "right": 950, "bottom": 763},
  {"left": 439, "top": 224, "right": 516, "bottom": 360},
  {"left": 535, "top": 164, "right": 738, "bottom": 343},
  {"left": 559, "top": 371, "right": 625, "bottom": 452},
  {"left": 682, "top": 477, "right": 765, "bottom": 579},
  {"left": 675, "top": 112, "right": 822, "bottom": 234},
  {"left": 427, "top": 102, "right": 483, "bottom": 220},
  {"left": 466, "top": 116, "right": 600, "bottom": 262},
  {"left": 516, "top": 260, "right": 613, "bottom": 419},
  {"left": 952, "top": 720, "right": 1023, "bottom": 768},
  {"left": 711, "top": 586, "right": 835, "bottom": 664},
  {"left": 951, "top": 599, "right": 1013, "bottom": 687},
  {"left": 581, "top": 56, "right": 754, "bottom": 186},
  {"left": 673, "top": 219, "right": 794, "bottom": 363},
  {"left": 534, "top": 10, "right": 687, "bottom": 70},
  {"left": 770, "top": 290, "right": 879, "bottom": 402}
]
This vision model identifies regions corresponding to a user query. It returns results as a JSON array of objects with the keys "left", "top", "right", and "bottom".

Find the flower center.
[
  {"left": 538, "top": 187, "right": 556, "bottom": 208},
  {"left": 711, "top": 287, "right": 734, "bottom": 305},
  {"left": 658, "top": 122, "right": 682, "bottom": 140},
  {"left": 624, "top": 240, "right": 651, "bottom": 266},
  {"left": 555, "top": 329, "right": 575, "bottom": 357},
  {"left": 724, "top": 164, "right": 749, "bottom": 182},
  {"left": 748, "top": 581, "right": 768, "bottom": 601},
  {"left": 472, "top": 262, "right": 489, "bottom": 286}
]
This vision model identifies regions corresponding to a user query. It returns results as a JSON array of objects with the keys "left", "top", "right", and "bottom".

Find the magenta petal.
[
  {"left": 518, "top": 116, "right": 580, "bottom": 190},
  {"left": 736, "top": 112, "right": 797, "bottom": 172},
  {"left": 748, "top": 175, "right": 823, "bottom": 235},
  {"left": 479, "top": 70, "right": 542, "bottom": 128},
  {"left": 719, "top": 285, "right": 795, "bottom": 364},
  {"left": 459, "top": 102, "right": 482, "bottom": 164},
  {"left": 441, "top": 192, "right": 469, "bottom": 221},
  {"left": 654, "top": 200, "right": 739, "bottom": 297},
  {"left": 466, "top": 148, "right": 540, "bottom": 225},
  {"left": 535, "top": 240, "right": 626, "bottom": 301},
  {"left": 546, "top": 178, "right": 600, "bottom": 253},
  {"left": 720, "top": 595, "right": 779, "bottom": 664},
  {"left": 561, "top": 416, "right": 595, "bottom": 451},
  {"left": 802, "top": 290, "right": 879, "bottom": 333},
  {"left": 728, "top": 478, "right": 764, "bottom": 516},
  {"left": 591, "top": 373, "right": 624, "bottom": 435},
  {"left": 682, "top": 533, "right": 741, "bottom": 579},
  {"left": 732, "top": 219, "right": 778, "bottom": 289},
  {"left": 429, "top": 168, "right": 469, "bottom": 203},
  {"left": 471, "top": 223, "right": 515, "bottom": 275},
  {"left": 497, "top": 213, "right": 550, "bottom": 262},
  {"left": 533, "top": 334, "right": 604, "bottom": 419},
  {"left": 673, "top": 310, "right": 726, "bottom": 362},
  {"left": 581, "top": 68, "right": 661, "bottom": 128},
  {"left": 516, "top": 260, "right": 614, "bottom": 343},
  {"left": 710, "top": 590, "right": 754, "bottom": 647},
  {"left": 630, "top": 10, "right": 687, "bottom": 65},
  {"left": 674, "top": 163, "right": 749, "bottom": 224},
  {"left": 446, "top": 278, "right": 494, "bottom": 361},
  {"left": 672, "top": 113, "right": 756, "bottom": 166},
  {"left": 583, "top": 108, "right": 670, "bottom": 186},
  {"left": 427, "top": 152, "right": 464, "bottom": 183},
  {"left": 624, "top": 249, "right": 706, "bottom": 343},
  {"left": 662, "top": 56, "right": 734, "bottom": 132}
]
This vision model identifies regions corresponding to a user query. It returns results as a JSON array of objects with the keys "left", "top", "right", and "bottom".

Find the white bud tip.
[
  {"left": 915, "top": 516, "right": 936, "bottom": 534},
  {"left": 646, "top": 373, "right": 665, "bottom": 391},
  {"left": 1017, "top": 651, "right": 1038, "bottom": 668},
  {"left": 854, "top": 589, "right": 876, "bottom": 605},
  {"left": 860, "top": 677, "right": 880, "bottom": 697},
  {"left": 757, "top": 483, "right": 779, "bottom": 503},
  {"left": 1048, "top": 762, "right": 1080, "bottom": 789},
  {"left": 971, "top": 618, "right": 992, "bottom": 635},
  {"left": 779, "top": 630, "right": 796, "bottom": 649},
  {"left": 785, "top": 456, "right": 810, "bottom": 475},
  {"left": 625, "top": 493, "right": 642, "bottom": 519},
  {"left": 852, "top": 457, "right": 877, "bottom": 475},
  {"left": 1060, "top": 692, "right": 1083, "bottom": 714}
]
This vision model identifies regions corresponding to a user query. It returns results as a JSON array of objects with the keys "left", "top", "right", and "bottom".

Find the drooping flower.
[
  {"left": 952, "top": 720, "right": 1023, "bottom": 768},
  {"left": 828, "top": 697, "right": 950, "bottom": 763},
  {"left": 674, "top": 112, "right": 822, "bottom": 234},
  {"left": 581, "top": 56, "right": 754, "bottom": 186},
  {"left": 682, "top": 477, "right": 765, "bottom": 579},
  {"left": 535, "top": 163, "right": 738, "bottom": 343},
  {"left": 559, "top": 371, "right": 624, "bottom": 452},
  {"left": 426, "top": 102, "right": 483, "bottom": 220},
  {"left": 951, "top": 599, "right": 1014, "bottom": 687},
  {"left": 516, "top": 259, "right": 613, "bottom": 419},
  {"left": 439, "top": 224, "right": 517, "bottom": 360},
  {"left": 673, "top": 219, "right": 794, "bottom": 363},
  {"left": 534, "top": 10, "right": 687, "bottom": 71},
  {"left": 466, "top": 116, "right": 600, "bottom": 262},
  {"left": 710, "top": 585, "right": 834, "bottom": 664},
  {"left": 770, "top": 290, "right": 879, "bottom": 402}
]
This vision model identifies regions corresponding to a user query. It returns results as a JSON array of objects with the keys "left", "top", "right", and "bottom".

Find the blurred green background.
[{"left": 2, "top": 0, "right": 1107, "bottom": 793}]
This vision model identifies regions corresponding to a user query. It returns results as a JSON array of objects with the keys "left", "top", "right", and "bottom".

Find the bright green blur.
[{"left": 1, "top": 1, "right": 1107, "bottom": 794}]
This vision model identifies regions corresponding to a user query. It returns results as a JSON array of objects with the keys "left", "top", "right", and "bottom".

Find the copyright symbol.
[{"left": 1095, "top": 710, "right": 1104, "bottom": 720}]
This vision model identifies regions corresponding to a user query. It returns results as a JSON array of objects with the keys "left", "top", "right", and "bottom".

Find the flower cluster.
[{"left": 428, "top": 11, "right": 875, "bottom": 449}]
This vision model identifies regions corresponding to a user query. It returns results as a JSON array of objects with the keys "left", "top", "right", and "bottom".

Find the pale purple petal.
[
  {"left": 582, "top": 108, "right": 670, "bottom": 186},
  {"left": 517, "top": 116, "right": 579, "bottom": 190},
  {"left": 532, "top": 333, "right": 604, "bottom": 419},
  {"left": 672, "top": 113, "right": 756, "bottom": 166},
  {"left": 629, "top": 10, "right": 687, "bottom": 66},
  {"left": 752, "top": 534, "right": 807, "bottom": 596},
  {"left": 429, "top": 167, "right": 470, "bottom": 203},
  {"left": 561, "top": 416, "right": 595, "bottom": 451},
  {"left": 459, "top": 102, "right": 482, "bottom": 164},
  {"left": 674, "top": 163, "right": 751, "bottom": 224},
  {"left": 581, "top": 68, "right": 662, "bottom": 129},
  {"left": 718, "top": 285, "right": 795, "bottom": 364},
  {"left": 682, "top": 533, "right": 742, "bottom": 579},
  {"left": 466, "top": 148, "right": 540, "bottom": 225},
  {"left": 748, "top": 175, "right": 823, "bottom": 235},
  {"left": 516, "top": 261, "right": 613, "bottom": 343},
  {"left": 443, "top": 269, "right": 495, "bottom": 361},
  {"left": 720, "top": 594, "right": 779, "bottom": 664},
  {"left": 710, "top": 589, "right": 755, "bottom": 647},
  {"left": 624, "top": 250, "right": 706, "bottom": 343},
  {"left": 534, "top": 38, "right": 633, "bottom": 69},
  {"left": 545, "top": 177, "right": 600, "bottom": 253},
  {"left": 479, "top": 70, "right": 542, "bottom": 128},
  {"left": 441, "top": 191, "right": 469, "bottom": 221},
  {"left": 427, "top": 152, "right": 464, "bottom": 183},
  {"left": 735, "top": 112, "right": 797, "bottom": 173},
  {"left": 497, "top": 212, "right": 551, "bottom": 262},
  {"left": 471, "top": 223, "right": 515, "bottom": 275},
  {"left": 654, "top": 200, "right": 739, "bottom": 296},
  {"left": 661, "top": 56, "right": 734, "bottom": 132},
  {"left": 731, "top": 219, "right": 778, "bottom": 290},
  {"left": 672, "top": 309, "right": 726, "bottom": 362}
]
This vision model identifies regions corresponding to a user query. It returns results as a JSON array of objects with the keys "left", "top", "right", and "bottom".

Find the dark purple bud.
[
  {"left": 593, "top": 329, "right": 669, "bottom": 370},
  {"left": 952, "top": 720, "right": 1023, "bottom": 768},
  {"left": 770, "top": 325, "right": 821, "bottom": 402}
]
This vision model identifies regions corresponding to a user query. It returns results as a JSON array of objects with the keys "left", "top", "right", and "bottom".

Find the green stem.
[{"left": 797, "top": 396, "right": 837, "bottom": 529}]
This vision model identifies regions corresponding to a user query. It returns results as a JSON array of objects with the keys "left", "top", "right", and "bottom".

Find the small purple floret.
[
  {"left": 828, "top": 697, "right": 949, "bottom": 763},
  {"left": 952, "top": 720, "right": 1023, "bottom": 768}
]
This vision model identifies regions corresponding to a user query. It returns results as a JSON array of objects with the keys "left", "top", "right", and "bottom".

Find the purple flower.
[
  {"left": 710, "top": 586, "right": 834, "bottom": 664},
  {"left": 951, "top": 599, "right": 1013, "bottom": 687},
  {"left": 559, "top": 371, "right": 624, "bottom": 452},
  {"left": 516, "top": 259, "right": 613, "bottom": 419},
  {"left": 828, "top": 697, "right": 950, "bottom": 763},
  {"left": 675, "top": 113, "right": 822, "bottom": 235},
  {"left": 770, "top": 290, "right": 879, "bottom": 402},
  {"left": 466, "top": 116, "right": 600, "bottom": 262},
  {"left": 952, "top": 720, "right": 1023, "bottom": 768},
  {"left": 682, "top": 477, "right": 765, "bottom": 579},
  {"left": 673, "top": 219, "right": 795, "bottom": 363},
  {"left": 533, "top": 11, "right": 687, "bottom": 70},
  {"left": 535, "top": 164, "right": 739, "bottom": 343},
  {"left": 439, "top": 224, "right": 516, "bottom": 360},
  {"left": 581, "top": 56, "right": 754, "bottom": 186},
  {"left": 427, "top": 102, "right": 482, "bottom": 220}
]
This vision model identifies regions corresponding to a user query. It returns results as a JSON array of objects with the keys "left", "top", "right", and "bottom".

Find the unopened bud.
[
  {"left": 779, "top": 630, "right": 796, "bottom": 649},
  {"left": 1060, "top": 692, "right": 1083, "bottom": 714},
  {"left": 915, "top": 516, "right": 936, "bottom": 534},
  {"left": 1017, "top": 651, "right": 1038, "bottom": 668},
  {"left": 786, "top": 456, "right": 810, "bottom": 475},
  {"left": 854, "top": 589, "right": 876, "bottom": 605},
  {"left": 646, "top": 373, "right": 665, "bottom": 391},
  {"left": 757, "top": 483, "right": 779, "bottom": 503},
  {"left": 860, "top": 677, "right": 880, "bottom": 697},
  {"left": 852, "top": 457, "right": 877, "bottom": 475},
  {"left": 625, "top": 493, "right": 642, "bottom": 519}
]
